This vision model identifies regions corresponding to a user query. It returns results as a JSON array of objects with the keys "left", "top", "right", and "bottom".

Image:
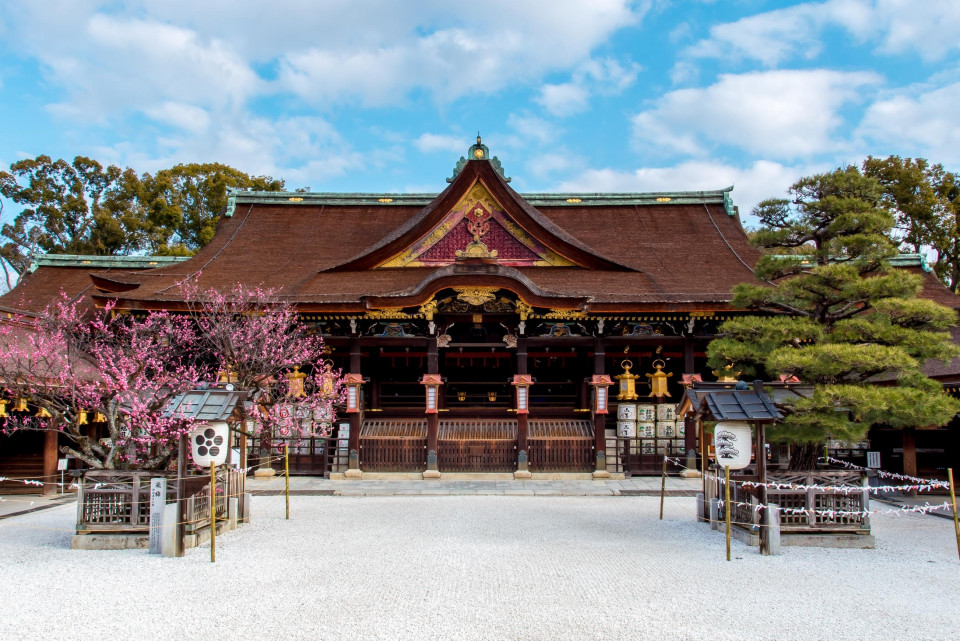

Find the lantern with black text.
[
  {"left": 512, "top": 374, "right": 533, "bottom": 415},
  {"left": 343, "top": 373, "right": 364, "bottom": 413},
  {"left": 421, "top": 374, "right": 443, "bottom": 414},
  {"left": 589, "top": 375, "right": 614, "bottom": 414},
  {"left": 0, "top": 399, "right": 7, "bottom": 418}
]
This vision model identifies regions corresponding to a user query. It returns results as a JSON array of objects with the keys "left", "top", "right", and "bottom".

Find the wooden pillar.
[
  {"left": 683, "top": 336, "right": 696, "bottom": 374},
  {"left": 426, "top": 338, "right": 440, "bottom": 472},
  {"left": 593, "top": 337, "right": 608, "bottom": 476},
  {"left": 515, "top": 338, "right": 531, "bottom": 478},
  {"left": 902, "top": 427, "right": 917, "bottom": 478},
  {"left": 516, "top": 337, "right": 529, "bottom": 457},
  {"left": 42, "top": 429, "right": 58, "bottom": 496},
  {"left": 348, "top": 339, "right": 362, "bottom": 464}
]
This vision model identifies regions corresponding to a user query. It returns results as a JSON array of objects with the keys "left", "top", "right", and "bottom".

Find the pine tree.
[{"left": 707, "top": 166, "right": 960, "bottom": 469}]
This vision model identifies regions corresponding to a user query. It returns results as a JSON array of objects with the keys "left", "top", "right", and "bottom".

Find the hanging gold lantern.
[
  {"left": 457, "top": 391, "right": 467, "bottom": 402},
  {"left": 615, "top": 359, "right": 639, "bottom": 401},
  {"left": 286, "top": 366, "right": 307, "bottom": 398},
  {"left": 646, "top": 359, "right": 673, "bottom": 398},
  {"left": 12, "top": 398, "right": 28, "bottom": 412},
  {"left": 320, "top": 360, "right": 336, "bottom": 398},
  {"left": 0, "top": 399, "right": 8, "bottom": 417},
  {"left": 36, "top": 406, "right": 52, "bottom": 418},
  {"left": 77, "top": 410, "right": 89, "bottom": 425},
  {"left": 488, "top": 391, "right": 498, "bottom": 402}
]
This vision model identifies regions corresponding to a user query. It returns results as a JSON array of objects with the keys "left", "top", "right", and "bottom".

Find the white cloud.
[
  {"left": 414, "top": 134, "right": 467, "bottom": 154},
  {"left": 857, "top": 79, "right": 960, "bottom": 165},
  {"left": 275, "top": 1, "right": 645, "bottom": 106},
  {"left": 536, "top": 84, "right": 590, "bottom": 117},
  {"left": 632, "top": 69, "right": 881, "bottom": 159},
  {"left": 6, "top": 1, "right": 644, "bottom": 118},
  {"left": 682, "top": 0, "right": 960, "bottom": 68},
  {"left": 144, "top": 102, "right": 211, "bottom": 134},
  {"left": 94, "top": 113, "right": 361, "bottom": 187},
  {"left": 536, "top": 57, "right": 641, "bottom": 116},
  {"left": 556, "top": 159, "right": 831, "bottom": 222}
]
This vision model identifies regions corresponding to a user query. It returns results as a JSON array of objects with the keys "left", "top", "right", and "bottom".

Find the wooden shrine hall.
[
  {"left": 76, "top": 137, "right": 758, "bottom": 478},
  {"left": 5, "top": 137, "right": 957, "bottom": 480}
]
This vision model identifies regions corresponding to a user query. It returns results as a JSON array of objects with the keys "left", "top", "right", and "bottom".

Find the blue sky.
[{"left": 1, "top": 0, "right": 958, "bottom": 224}]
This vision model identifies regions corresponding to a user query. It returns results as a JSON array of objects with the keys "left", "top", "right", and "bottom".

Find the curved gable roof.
[{"left": 327, "top": 159, "right": 632, "bottom": 272}]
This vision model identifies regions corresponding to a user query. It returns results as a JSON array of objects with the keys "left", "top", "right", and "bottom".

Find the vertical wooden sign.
[{"left": 149, "top": 477, "right": 167, "bottom": 554}]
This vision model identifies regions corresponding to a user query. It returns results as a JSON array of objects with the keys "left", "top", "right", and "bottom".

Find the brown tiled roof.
[
  {"left": 1, "top": 267, "right": 100, "bottom": 313},
  {"left": 91, "top": 163, "right": 761, "bottom": 312}
]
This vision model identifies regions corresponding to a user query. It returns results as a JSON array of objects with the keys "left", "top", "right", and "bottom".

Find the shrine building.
[{"left": 3, "top": 137, "right": 958, "bottom": 482}]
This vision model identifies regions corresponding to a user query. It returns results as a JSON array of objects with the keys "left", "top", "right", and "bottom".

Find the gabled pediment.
[
  {"left": 377, "top": 181, "right": 576, "bottom": 268},
  {"left": 327, "top": 158, "right": 632, "bottom": 273}
]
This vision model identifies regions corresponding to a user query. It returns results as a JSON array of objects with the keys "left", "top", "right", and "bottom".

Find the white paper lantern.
[
  {"left": 713, "top": 421, "right": 752, "bottom": 470},
  {"left": 190, "top": 421, "right": 229, "bottom": 468}
]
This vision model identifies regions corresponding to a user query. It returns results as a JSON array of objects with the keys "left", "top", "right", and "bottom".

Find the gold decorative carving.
[
  {"left": 418, "top": 297, "right": 438, "bottom": 321},
  {"left": 455, "top": 240, "right": 498, "bottom": 260},
  {"left": 453, "top": 182, "right": 501, "bottom": 215},
  {"left": 515, "top": 300, "right": 533, "bottom": 321},
  {"left": 454, "top": 287, "right": 498, "bottom": 307},
  {"left": 365, "top": 308, "right": 413, "bottom": 319},
  {"left": 542, "top": 308, "right": 588, "bottom": 320}
]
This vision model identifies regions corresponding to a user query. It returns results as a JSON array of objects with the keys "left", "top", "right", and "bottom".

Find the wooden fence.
[
  {"left": 438, "top": 419, "right": 516, "bottom": 472},
  {"left": 706, "top": 469, "right": 870, "bottom": 534},
  {"left": 360, "top": 419, "right": 427, "bottom": 472},
  {"left": 76, "top": 467, "right": 244, "bottom": 535},
  {"left": 528, "top": 419, "right": 593, "bottom": 472}
]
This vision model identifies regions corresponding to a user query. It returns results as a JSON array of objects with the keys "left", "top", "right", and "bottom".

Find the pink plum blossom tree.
[{"left": 0, "top": 295, "right": 205, "bottom": 469}]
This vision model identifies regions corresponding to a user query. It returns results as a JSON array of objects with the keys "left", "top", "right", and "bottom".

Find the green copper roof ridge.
[{"left": 28, "top": 254, "right": 190, "bottom": 273}]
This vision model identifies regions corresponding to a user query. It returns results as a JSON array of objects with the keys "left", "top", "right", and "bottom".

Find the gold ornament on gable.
[{"left": 454, "top": 287, "right": 499, "bottom": 307}]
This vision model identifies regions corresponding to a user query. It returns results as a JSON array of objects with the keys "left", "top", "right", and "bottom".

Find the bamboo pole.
[
  {"left": 209, "top": 463, "right": 216, "bottom": 563},
  {"left": 949, "top": 468, "right": 959, "bottom": 563},
  {"left": 285, "top": 443, "right": 290, "bottom": 520},
  {"left": 725, "top": 465, "right": 731, "bottom": 562},
  {"left": 659, "top": 455, "right": 667, "bottom": 520}
]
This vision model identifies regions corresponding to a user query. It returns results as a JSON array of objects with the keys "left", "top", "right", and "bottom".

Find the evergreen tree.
[{"left": 707, "top": 166, "right": 960, "bottom": 469}]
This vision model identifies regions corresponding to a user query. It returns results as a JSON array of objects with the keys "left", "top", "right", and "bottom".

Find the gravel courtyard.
[{"left": 2, "top": 495, "right": 958, "bottom": 641}]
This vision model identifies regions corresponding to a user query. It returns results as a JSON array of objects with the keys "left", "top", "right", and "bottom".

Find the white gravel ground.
[{"left": 2, "top": 495, "right": 959, "bottom": 641}]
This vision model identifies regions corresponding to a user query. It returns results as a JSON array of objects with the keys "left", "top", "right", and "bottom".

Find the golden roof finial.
[{"left": 477, "top": 132, "right": 481, "bottom": 145}]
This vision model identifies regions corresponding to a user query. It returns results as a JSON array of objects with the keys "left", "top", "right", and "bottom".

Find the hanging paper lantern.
[
  {"left": 713, "top": 421, "right": 752, "bottom": 470},
  {"left": 189, "top": 421, "right": 229, "bottom": 467}
]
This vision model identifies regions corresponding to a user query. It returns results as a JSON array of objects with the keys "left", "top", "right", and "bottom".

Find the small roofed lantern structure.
[
  {"left": 646, "top": 359, "right": 673, "bottom": 398},
  {"left": 693, "top": 381, "right": 782, "bottom": 481},
  {"left": 343, "top": 373, "right": 365, "bottom": 413},
  {"left": 421, "top": 374, "right": 443, "bottom": 414},
  {"left": 589, "top": 375, "right": 614, "bottom": 414},
  {"left": 320, "top": 360, "right": 337, "bottom": 398},
  {"left": 512, "top": 374, "right": 533, "bottom": 414},
  {"left": 286, "top": 366, "right": 307, "bottom": 398},
  {"left": 165, "top": 387, "right": 251, "bottom": 468},
  {"left": 615, "top": 360, "right": 639, "bottom": 401}
]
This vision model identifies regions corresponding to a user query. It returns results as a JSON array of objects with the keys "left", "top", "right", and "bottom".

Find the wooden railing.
[
  {"left": 528, "top": 439, "right": 593, "bottom": 471},
  {"left": 438, "top": 440, "right": 516, "bottom": 472},
  {"left": 705, "top": 469, "right": 870, "bottom": 534},
  {"left": 77, "top": 467, "right": 245, "bottom": 534},
  {"left": 360, "top": 438, "right": 427, "bottom": 472}
]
